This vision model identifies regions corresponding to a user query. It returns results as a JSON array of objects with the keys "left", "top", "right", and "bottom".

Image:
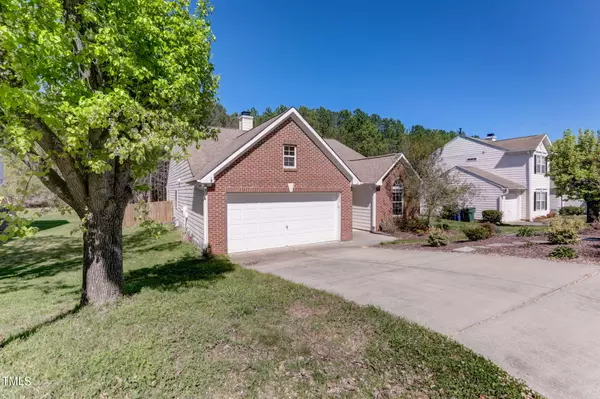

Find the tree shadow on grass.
[
  {"left": 0, "top": 304, "right": 82, "bottom": 348},
  {"left": 0, "top": 236, "right": 82, "bottom": 281},
  {"left": 30, "top": 219, "right": 70, "bottom": 232},
  {"left": 124, "top": 255, "right": 235, "bottom": 295}
]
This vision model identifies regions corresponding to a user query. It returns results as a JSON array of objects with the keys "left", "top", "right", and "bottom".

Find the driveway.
[{"left": 232, "top": 238, "right": 600, "bottom": 399}]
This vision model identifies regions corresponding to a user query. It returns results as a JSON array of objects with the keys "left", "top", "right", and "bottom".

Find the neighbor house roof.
[
  {"left": 454, "top": 166, "right": 526, "bottom": 190},
  {"left": 464, "top": 134, "right": 550, "bottom": 153}
]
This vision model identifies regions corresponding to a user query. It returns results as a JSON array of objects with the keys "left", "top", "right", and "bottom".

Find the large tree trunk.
[
  {"left": 586, "top": 200, "right": 600, "bottom": 223},
  {"left": 80, "top": 162, "right": 133, "bottom": 306},
  {"left": 81, "top": 204, "right": 127, "bottom": 305}
]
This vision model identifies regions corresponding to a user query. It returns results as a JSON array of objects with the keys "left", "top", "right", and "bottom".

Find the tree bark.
[
  {"left": 81, "top": 204, "right": 127, "bottom": 305},
  {"left": 80, "top": 161, "right": 133, "bottom": 306},
  {"left": 586, "top": 200, "right": 600, "bottom": 223}
]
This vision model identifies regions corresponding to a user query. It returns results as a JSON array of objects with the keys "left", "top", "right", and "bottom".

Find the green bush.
[
  {"left": 549, "top": 246, "right": 578, "bottom": 259},
  {"left": 559, "top": 206, "right": 584, "bottom": 216},
  {"left": 547, "top": 217, "right": 583, "bottom": 245},
  {"left": 436, "top": 222, "right": 450, "bottom": 231},
  {"left": 396, "top": 217, "right": 429, "bottom": 233},
  {"left": 516, "top": 227, "right": 535, "bottom": 237},
  {"left": 462, "top": 225, "right": 491, "bottom": 241},
  {"left": 481, "top": 222, "right": 496, "bottom": 238},
  {"left": 481, "top": 210, "right": 503, "bottom": 224},
  {"left": 428, "top": 227, "right": 449, "bottom": 247}
]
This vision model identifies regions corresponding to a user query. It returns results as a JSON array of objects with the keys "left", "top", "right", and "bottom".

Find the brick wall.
[{"left": 208, "top": 118, "right": 352, "bottom": 254}]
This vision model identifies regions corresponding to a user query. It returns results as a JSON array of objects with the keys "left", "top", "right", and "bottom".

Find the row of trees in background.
[{"left": 209, "top": 104, "right": 459, "bottom": 174}]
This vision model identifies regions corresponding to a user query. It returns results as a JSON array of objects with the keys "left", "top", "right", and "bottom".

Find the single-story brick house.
[{"left": 167, "top": 107, "right": 417, "bottom": 254}]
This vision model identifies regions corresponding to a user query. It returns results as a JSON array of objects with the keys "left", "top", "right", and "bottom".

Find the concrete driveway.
[{"left": 232, "top": 238, "right": 600, "bottom": 399}]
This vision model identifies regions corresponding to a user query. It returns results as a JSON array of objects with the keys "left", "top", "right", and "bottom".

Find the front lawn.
[{"left": 0, "top": 212, "right": 541, "bottom": 398}]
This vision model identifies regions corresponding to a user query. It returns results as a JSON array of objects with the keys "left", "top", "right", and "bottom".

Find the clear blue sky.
[{"left": 201, "top": 0, "right": 600, "bottom": 140}]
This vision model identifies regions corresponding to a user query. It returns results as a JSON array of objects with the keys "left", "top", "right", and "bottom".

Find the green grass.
[{"left": 0, "top": 211, "right": 542, "bottom": 398}]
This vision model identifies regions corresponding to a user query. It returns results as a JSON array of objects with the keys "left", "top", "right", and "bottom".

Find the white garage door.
[{"left": 227, "top": 192, "right": 340, "bottom": 253}]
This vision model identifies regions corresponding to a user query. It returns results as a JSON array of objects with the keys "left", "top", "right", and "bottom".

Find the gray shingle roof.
[
  {"left": 324, "top": 139, "right": 365, "bottom": 162},
  {"left": 187, "top": 112, "right": 285, "bottom": 181},
  {"left": 454, "top": 166, "right": 526, "bottom": 190},
  {"left": 347, "top": 154, "right": 403, "bottom": 184},
  {"left": 468, "top": 134, "right": 548, "bottom": 152}
]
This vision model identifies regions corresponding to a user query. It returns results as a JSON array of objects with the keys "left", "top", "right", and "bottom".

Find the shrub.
[
  {"left": 549, "top": 246, "right": 578, "bottom": 259},
  {"left": 480, "top": 222, "right": 496, "bottom": 238},
  {"left": 396, "top": 217, "right": 429, "bottom": 233},
  {"left": 462, "top": 225, "right": 491, "bottom": 241},
  {"left": 441, "top": 204, "right": 460, "bottom": 220},
  {"left": 516, "top": 227, "right": 535, "bottom": 237},
  {"left": 428, "top": 227, "right": 448, "bottom": 247},
  {"left": 559, "top": 206, "right": 584, "bottom": 216},
  {"left": 436, "top": 222, "right": 450, "bottom": 231},
  {"left": 481, "top": 210, "right": 503, "bottom": 224},
  {"left": 547, "top": 217, "right": 583, "bottom": 245}
]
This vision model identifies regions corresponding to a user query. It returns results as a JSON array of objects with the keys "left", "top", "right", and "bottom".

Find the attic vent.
[{"left": 467, "top": 157, "right": 477, "bottom": 162}]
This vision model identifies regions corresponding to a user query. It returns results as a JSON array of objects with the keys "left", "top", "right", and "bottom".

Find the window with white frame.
[
  {"left": 534, "top": 190, "right": 547, "bottom": 211},
  {"left": 535, "top": 154, "right": 547, "bottom": 174},
  {"left": 283, "top": 145, "right": 296, "bottom": 168},
  {"left": 174, "top": 190, "right": 179, "bottom": 209},
  {"left": 392, "top": 180, "right": 404, "bottom": 216}
]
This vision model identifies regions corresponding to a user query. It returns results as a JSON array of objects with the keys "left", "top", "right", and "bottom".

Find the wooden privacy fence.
[{"left": 123, "top": 201, "right": 173, "bottom": 228}]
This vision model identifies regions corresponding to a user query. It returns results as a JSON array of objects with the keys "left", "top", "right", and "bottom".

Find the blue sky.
[{"left": 203, "top": 0, "right": 600, "bottom": 140}]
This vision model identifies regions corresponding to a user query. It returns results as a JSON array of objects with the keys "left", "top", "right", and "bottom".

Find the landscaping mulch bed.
[{"left": 383, "top": 229, "right": 600, "bottom": 265}]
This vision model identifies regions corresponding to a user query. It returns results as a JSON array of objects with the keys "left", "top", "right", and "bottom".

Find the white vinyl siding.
[
  {"left": 440, "top": 137, "right": 529, "bottom": 187},
  {"left": 530, "top": 142, "right": 551, "bottom": 218},
  {"left": 352, "top": 184, "right": 373, "bottom": 231},
  {"left": 451, "top": 169, "right": 504, "bottom": 220},
  {"left": 166, "top": 158, "right": 205, "bottom": 247}
]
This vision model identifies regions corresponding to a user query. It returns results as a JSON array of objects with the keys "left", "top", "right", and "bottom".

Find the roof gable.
[{"left": 189, "top": 108, "right": 360, "bottom": 184}]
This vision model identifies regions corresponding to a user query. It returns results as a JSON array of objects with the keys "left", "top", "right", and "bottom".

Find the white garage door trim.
[{"left": 227, "top": 192, "right": 341, "bottom": 253}]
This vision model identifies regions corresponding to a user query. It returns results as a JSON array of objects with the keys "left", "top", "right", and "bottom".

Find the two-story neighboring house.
[{"left": 439, "top": 133, "right": 552, "bottom": 221}]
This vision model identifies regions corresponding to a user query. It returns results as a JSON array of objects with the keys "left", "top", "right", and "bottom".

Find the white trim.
[
  {"left": 283, "top": 144, "right": 296, "bottom": 169},
  {"left": 199, "top": 108, "right": 360, "bottom": 185},
  {"left": 375, "top": 154, "right": 420, "bottom": 186},
  {"left": 337, "top": 192, "right": 342, "bottom": 240},
  {"left": 371, "top": 189, "right": 377, "bottom": 232},
  {"left": 203, "top": 187, "right": 209, "bottom": 247}
]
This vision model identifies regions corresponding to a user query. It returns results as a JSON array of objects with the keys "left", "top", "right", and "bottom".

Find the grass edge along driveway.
[{"left": 0, "top": 211, "right": 542, "bottom": 398}]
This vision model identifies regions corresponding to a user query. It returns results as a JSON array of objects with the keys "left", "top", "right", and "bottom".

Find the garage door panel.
[{"left": 227, "top": 192, "right": 339, "bottom": 253}]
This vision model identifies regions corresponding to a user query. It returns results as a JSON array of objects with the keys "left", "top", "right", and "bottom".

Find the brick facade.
[{"left": 207, "top": 118, "right": 353, "bottom": 254}]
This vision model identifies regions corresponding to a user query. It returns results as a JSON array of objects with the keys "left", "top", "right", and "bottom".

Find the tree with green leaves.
[
  {"left": 0, "top": 0, "right": 218, "bottom": 305},
  {"left": 548, "top": 129, "right": 600, "bottom": 222}
]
